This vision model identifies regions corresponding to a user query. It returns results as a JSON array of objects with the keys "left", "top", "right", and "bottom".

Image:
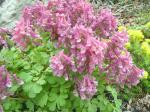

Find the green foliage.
[
  {"left": 127, "top": 29, "right": 144, "bottom": 43},
  {"left": 128, "top": 40, "right": 150, "bottom": 93},
  {"left": 0, "top": 32, "right": 122, "bottom": 112},
  {"left": 127, "top": 25, "right": 150, "bottom": 75},
  {"left": 118, "top": 24, "right": 150, "bottom": 101},
  {"left": 142, "top": 22, "right": 150, "bottom": 38}
]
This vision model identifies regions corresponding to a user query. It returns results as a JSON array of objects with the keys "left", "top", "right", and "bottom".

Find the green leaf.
[
  {"left": 23, "top": 82, "right": 42, "bottom": 98},
  {"left": 47, "top": 76, "right": 57, "bottom": 85},
  {"left": 30, "top": 51, "right": 49, "bottom": 65},
  {"left": 32, "top": 64, "right": 44, "bottom": 72},
  {"left": 106, "top": 86, "right": 117, "bottom": 99},
  {"left": 18, "top": 72, "right": 33, "bottom": 82},
  {"left": 9, "top": 84, "right": 20, "bottom": 92},
  {"left": 26, "top": 100, "right": 34, "bottom": 111},
  {"left": 60, "top": 85, "right": 69, "bottom": 93},
  {"left": 56, "top": 77, "right": 66, "bottom": 85},
  {"left": 58, "top": 97, "right": 66, "bottom": 107},
  {"left": 97, "top": 83, "right": 105, "bottom": 94},
  {"left": 3, "top": 100, "right": 11, "bottom": 110},
  {"left": 91, "top": 99, "right": 99, "bottom": 105},
  {"left": 115, "top": 100, "right": 122, "bottom": 109},
  {"left": 34, "top": 91, "right": 48, "bottom": 107},
  {"left": 82, "top": 108, "right": 87, "bottom": 112},
  {"left": 88, "top": 103, "right": 97, "bottom": 112},
  {"left": 48, "top": 102, "right": 56, "bottom": 111},
  {"left": 61, "top": 94, "right": 68, "bottom": 99},
  {"left": 37, "top": 78, "right": 46, "bottom": 85},
  {"left": 73, "top": 98, "right": 80, "bottom": 108},
  {"left": 49, "top": 93, "right": 58, "bottom": 102},
  {"left": 36, "top": 75, "right": 46, "bottom": 85}
]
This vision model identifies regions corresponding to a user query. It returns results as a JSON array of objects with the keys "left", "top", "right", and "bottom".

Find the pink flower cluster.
[
  {"left": 92, "top": 9, "right": 117, "bottom": 37},
  {"left": 0, "top": 65, "right": 23, "bottom": 100},
  {"left": 50, "top": 51, "right": 76, "bottom": 80},
  {"left": 76, "top": 75, "right": 98, "bottom": 99},
  {"left": 105, "top": 32, "right": 143, "bottom": 86},
  {"left": 69, "top": 25, "right": 107, "bottom": 74},
  {"left": 12, "top": 3, "right": 44, "bottom": 48},
  {"left": 0, "top": 36, "right": 7, "bottom": 47},
  {"left": 11, "top": 0, "right": 143, "bottom": 99}
]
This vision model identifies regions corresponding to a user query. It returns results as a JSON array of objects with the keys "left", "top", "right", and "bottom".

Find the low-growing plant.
[
  {"left": 0, "top": 0, "right": 144, "bottom": 112},
  {"left": 0, "top": 34, "right": 122, "bottom": 112},
  {"left": 118, "top": 26, "right": 150, "bottom": 101},
  {"left": 142, "top": 22, "right": 150, "bottom": 38}
]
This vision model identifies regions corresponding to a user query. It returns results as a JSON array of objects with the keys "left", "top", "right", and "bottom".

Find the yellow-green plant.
[
  {"left": 118, "top": 25, "right": 150, "bottom": 101},
  {"left": 127, "top": 30, "right": 144, "bottom": 43},
  {"left": 142, "top": 22, "right": 150, "bottom": 38}
]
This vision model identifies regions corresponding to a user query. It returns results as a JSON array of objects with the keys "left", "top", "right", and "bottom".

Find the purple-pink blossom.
[
  {"left": 50, "top": 51, "right": 76, "bottom": 80},
  {"left": 106, "top": 52, "right": 143, "bottom": 86},
  {"left": 92, "top": 9, "right": 117, "bottom": 37},
  {"left": 111, "top": 31, "right": 129, "bottom": 49},
  {"left": 69, "top": 25, "right": 107, "bottom": 74},
  {"left": 9, "top": 0, "right": 144, "bottom": 99},
  {"left": 105, "top": 31, "right": 143, "bottom": 87},
  {"left": 0, "top": 36, "right": 7, "bottom": 47},
  {"left": 0, "top": 65, "right": 23, "bottom": 100},
  {"left": 12, "top": 3, "right": 44, "bottom": 48},
  {"left": 76, "top": 75, "right": 98, "bottom": 99}
]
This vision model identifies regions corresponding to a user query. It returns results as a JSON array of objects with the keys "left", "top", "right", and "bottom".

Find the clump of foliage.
[
  {"left": 142, "top": 22, "right": 150, "bottom": 38},
  {"left": 0, "top": 0, "right": 144, "bottom": 112},
  {"left": 118, "top": 25, "right": 150, "bottom": 101}
]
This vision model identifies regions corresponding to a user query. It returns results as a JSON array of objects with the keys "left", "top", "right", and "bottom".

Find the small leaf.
[
  {"left": 18, "top": 72, "right": 33, "bottom": 82},
  {"left": 32, "top": 64, "right": 44, "bottom": 72},
  {"left": 88, "top": 103, "right": 97, "bottom": 112},
  {"left": 58, "top": 98, "right": 66, "bottom": 107},
  {"left": 47, "top": 76, "right": 57, "bottom": 85},
  {"left": 48, "top": 102, "right": 56, "bottom": 111},
  {"left": 49, "top": 93, "right": 58, "bottom": 102},
  {"left": 34, "top": 91, "right": 48, "bottom": 107},
  {"left": 23, "top": 82, "right": 42, "bottom": 98},
  {"left": 26, "top": 100, "right": 34, "bottom": 111}
]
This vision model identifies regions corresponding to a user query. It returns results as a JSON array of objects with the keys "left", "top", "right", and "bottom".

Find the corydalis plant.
[
  {"left": 0, "top": 65, "right": 23, "bottom": 112},
  {"left": 0, "top": 65, "right": 23, "bottom": 100},
  {"left": 12, "top": 0, "right": 143, "bottom": 100},
  {"left": 75, "top": 75, "right": 98, "bottom": 100},
  {"left": 106, "top": 31, "right": 143, "bottom": 87}
]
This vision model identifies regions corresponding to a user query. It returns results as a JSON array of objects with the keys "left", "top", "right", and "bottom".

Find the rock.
[
  {"left": 0, "top": 0, "right": 5, "bottom": 6},
  {"left": 122, "top": 94, "right": 150, "bottom": 112},
  {"left": 0, "top": 0, "right": 34, "bottom": 28}
]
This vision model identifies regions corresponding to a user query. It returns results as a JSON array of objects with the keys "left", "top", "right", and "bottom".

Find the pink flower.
[
  {"left": 12, "top": 3, "right": 44, "bottom": 48},
  {"left": 92, "top": 9, "right": 117, "bottom": 37},
  {"left": 12, "top": 19, "right": 28, "bottom": 48},
  {"left": 0, "top": 105, "right": 4, "bottom": 112},
  {"left": 76, "top": 75, "right": 98, "bottom": 99},
  {"left": 111, "top": 31, "right": 129, "bottom": 49},
  {"left": 50, "top": 51, "right": 76, "bottom": 80},
  {"left": 105, "top": 31, "right": 143, "bottom": 86},
  {"left": 9, "top": 0, "right": 143, "bottom": 99},
  {"left": 69, "top": 25, "right": 107, "bottom": 74},
  {"left": 0, "top": 65, "right": 23, "bottom": 100},
  {"left": 0, "top": 36, "right": 7, "bottom": 47}
]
